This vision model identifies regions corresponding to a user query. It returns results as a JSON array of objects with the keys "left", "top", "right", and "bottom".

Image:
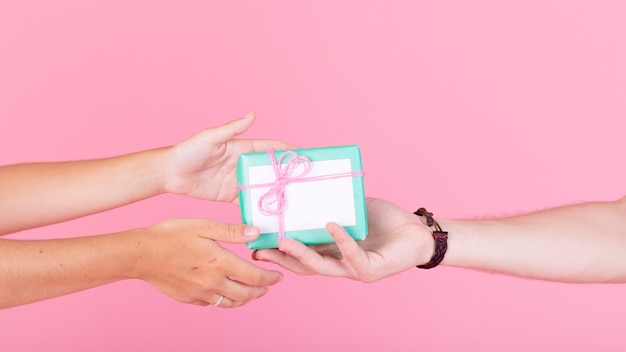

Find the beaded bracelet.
[{"left": 414, "top": 207, "right": 448, "bottom": 269}]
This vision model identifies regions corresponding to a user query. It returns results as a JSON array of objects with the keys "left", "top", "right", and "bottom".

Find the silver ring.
[{"left": 212, "top": 295, "right": 225, "bottom": 307}]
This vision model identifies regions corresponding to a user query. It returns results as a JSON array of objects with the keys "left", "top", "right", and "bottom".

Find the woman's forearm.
[
  {"left": 0, "top": 148, "right": 168, "bottom": 235},
  {"left": 440, "top": 197, "right": 626, "bottom": 283},
  {"left": 0, "top": 230, "right": 145, "bottom": 308},
  {"left": 0, "top": 218, "right": 284, "bottom": 309}
]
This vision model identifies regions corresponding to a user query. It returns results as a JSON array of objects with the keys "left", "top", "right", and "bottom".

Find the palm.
[
  {"left": 318, "top": 198, "right": 429, "bottom": 277},
  {"left": 368, "top": 199, "right": 434, "bottom": 270},
  {"left": 170, "top": 140, "right": 272, "bottom": 202},
  {"left": 254, "top": 197, "right": 433, "bottom": 282},
  {"left": 164, "top": 116, "right": 290, "bottom": 202}
]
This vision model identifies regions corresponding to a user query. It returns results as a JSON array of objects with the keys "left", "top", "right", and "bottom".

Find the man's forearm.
[{"left": 440, "top": 197, "right": 626, "bottom": 283}]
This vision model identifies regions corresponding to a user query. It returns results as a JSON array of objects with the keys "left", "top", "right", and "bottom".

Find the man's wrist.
[{"left": 414, "top": 208, "right": 448, "bottom": 269}]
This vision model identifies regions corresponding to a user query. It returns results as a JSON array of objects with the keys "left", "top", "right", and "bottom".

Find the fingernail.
[{"left": 244, "top": 226, "right": 260, "bottom": 238}]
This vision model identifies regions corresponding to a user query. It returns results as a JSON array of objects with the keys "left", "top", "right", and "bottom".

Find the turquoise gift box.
[{"left": 237, "top": 145, "right": 368, "bottom": 250}]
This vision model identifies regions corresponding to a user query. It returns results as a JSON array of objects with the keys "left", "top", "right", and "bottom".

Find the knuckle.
[
  {"left": 227, "top": 224, "right": 240, "bottom": 240},
  {"left": 242, "top": 288, "right": 267, "bottom": 302},
  {"left": 247, "top": 276, "right": 263, "bottom": 287},
  {"left": 342, "top": 250, "right": 359, "bottom": 262},
  {"left": 362, "top": 276, "right": 377, "bottom": 284},
  {"left": 359, "top": 270, "right": 378, "bottom": 283},
  {"left": 246, "top": 272, "right": 268, "bottom": 287},
  {"left": 230, "top": 301, "right": 246, "bottom": 308}
]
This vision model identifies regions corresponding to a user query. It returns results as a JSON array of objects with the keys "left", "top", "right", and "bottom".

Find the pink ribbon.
[{"left": 238, "top": 149, "right": 364, "bottom": 241}]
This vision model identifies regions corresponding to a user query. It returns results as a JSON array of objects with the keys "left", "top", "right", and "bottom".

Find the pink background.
[{"left": 1, "top": 1, "right": 626, "bottom": 351}]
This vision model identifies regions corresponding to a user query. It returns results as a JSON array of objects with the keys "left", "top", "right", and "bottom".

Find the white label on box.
[{"left": 248, "top": 158, "right": 356, "bottom": 233}]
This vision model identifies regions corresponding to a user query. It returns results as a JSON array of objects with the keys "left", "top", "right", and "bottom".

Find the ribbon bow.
[{"left": 256, "top": 151, "right": 311, "bottom": 240}]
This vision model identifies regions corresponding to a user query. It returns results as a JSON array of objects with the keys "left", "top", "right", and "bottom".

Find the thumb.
[
  {"left": 325, "top": 222, "right": 368, "bottom": 266},
  {"left": 206, "top": 112, "right": 255, "bottom": 143},
  {"left": 203, "top": 220, "right": 261, "bottom": 244}
]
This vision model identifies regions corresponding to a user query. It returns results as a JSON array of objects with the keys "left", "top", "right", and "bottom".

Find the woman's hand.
[
  {"left": 163, "top": 112, "right": 292, "bottom": 203},
  {"left": 135, "top": 218, "right": 284, "bottom": 308}
]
